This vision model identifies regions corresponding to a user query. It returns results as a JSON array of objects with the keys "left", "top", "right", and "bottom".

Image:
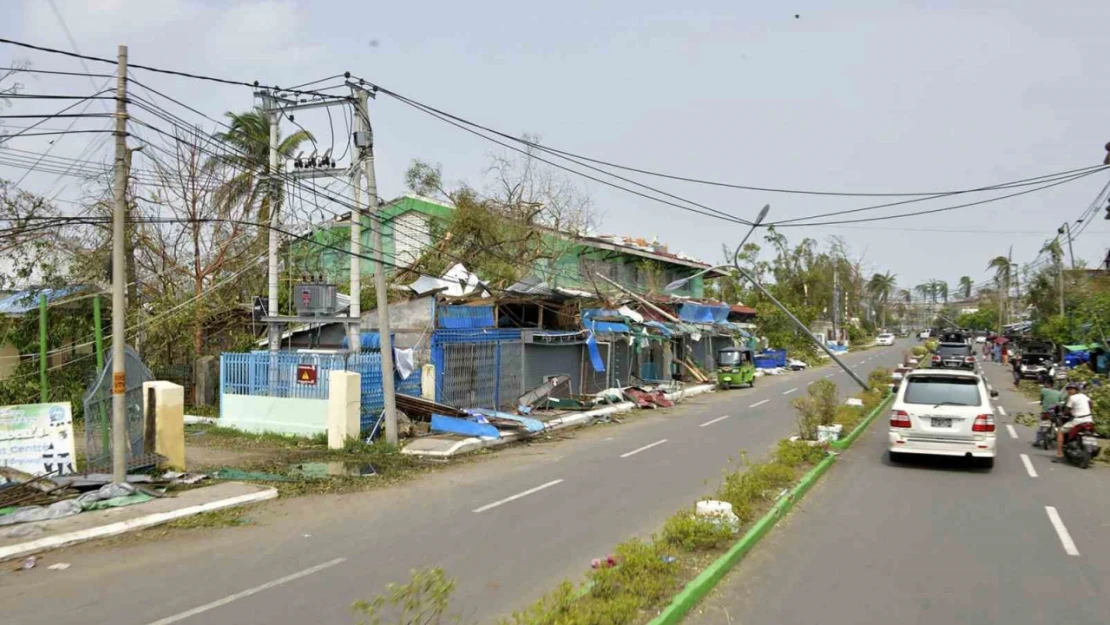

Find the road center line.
[
  {"left": 997, "top": 406, "right": 1007, "bottom": 417},
  {"left": 473, "top": 479, "right": 564, "bottom": 513},
  {"left": 749, "top": 399, "right": 769, "bottom": 408},
  {"left": 1020, "top": 454, "right": 1038, "bottom": 478},
  {"left": 1006, "top": 424, "right": 1018, "bottom": 439},
  {"left": 620, "top": 439, "right": 668, "bottom": 458},
  {"left": 782, "top": 387, "right": 798, "bottom": 395},
  {"left": 1045, "top": 506, "right": 1080, "bottom": 556},
  {"left": 142, "top": 558, "right": 347, "bottom": 625},
  {"left": 699, "top": 415, "right": 731, "bottom": 428}
]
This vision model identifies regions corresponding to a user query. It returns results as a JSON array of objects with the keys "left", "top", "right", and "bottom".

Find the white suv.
[
  {"left": 888, "top": 370, "right": 999, "bottom": 468},
  {"left": 876, "top": 333, "right": 895, "bottom": 346}
]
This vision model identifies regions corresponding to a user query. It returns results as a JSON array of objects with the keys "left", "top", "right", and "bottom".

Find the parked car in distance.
[
  {"left": 931, "top": 342, "right": 975, "bottom": 370},
  {"left": 877, "top": 333, "right": 895, "bottom": 346},
  {"left": 975, "top": 335, "right": 988, "bottom": 344},
  {"left": 1016, "top": 340, "right": 1056, "bottom": 380},
  {"left": 889, "top": 370, "right": 999, "bottom": 468},
  {"left": 918, "top": 330, "right": 931, "bottom": 340}
]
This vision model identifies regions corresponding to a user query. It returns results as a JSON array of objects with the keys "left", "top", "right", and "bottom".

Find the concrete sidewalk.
[
  {"left": 402, "top": 383, "right": 716, "bottom": 459},
  {"left": 0, "top": 481, "right": 276, "bottom": 562}
]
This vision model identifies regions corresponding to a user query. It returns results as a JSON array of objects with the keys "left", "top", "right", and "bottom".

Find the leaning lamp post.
[{"left": 664, "top": 204, "right": 871, "bottom": 391}]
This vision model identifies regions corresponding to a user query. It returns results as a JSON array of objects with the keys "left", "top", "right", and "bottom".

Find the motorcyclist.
[
  {"left": 1055, "top": 382, "right": 1094, "bottom": 462},
  {"left": 1034, "top": 379, "right": 1063, "bottom": 447}
]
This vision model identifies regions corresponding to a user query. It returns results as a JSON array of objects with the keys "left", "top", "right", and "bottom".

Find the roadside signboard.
[
  {"left": 296, "top": 364, "right": 318, "bottom": 386},
  {"left": 0, "top": 402, "right": 77, "bottom": 476}
]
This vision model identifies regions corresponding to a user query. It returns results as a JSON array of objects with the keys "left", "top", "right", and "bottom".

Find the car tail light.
[
  {"left": 931, "top": 355, "right": 941, "bottom": 362},
  {"left": 972, "top": 414, "right": 995, "bottom": 433},
  {"left": 890, "top": 409, "right": 911, "bottom": 428},
  {"left": 965, "top": 356, "right": 975, "bottom": 363}
]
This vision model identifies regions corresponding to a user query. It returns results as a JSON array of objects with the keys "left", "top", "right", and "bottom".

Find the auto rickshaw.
[{"left": 716, "top": 346, "right": 755, "bottom": 390}]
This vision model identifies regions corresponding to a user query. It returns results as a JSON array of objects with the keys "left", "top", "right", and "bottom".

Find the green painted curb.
[
  {"left": 828, "top": 393, "right": 894, "bottom": 450},
  {"left": 645, "top": 452, "right": 838, "bottom": 625}
]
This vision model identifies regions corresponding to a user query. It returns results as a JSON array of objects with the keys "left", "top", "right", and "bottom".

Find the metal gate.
[
  {"left": 83, "top": 347, "right": 154, "bottom": 471},
  {"left": 440, "top": 341, "right": 523, "bottom": 410}
]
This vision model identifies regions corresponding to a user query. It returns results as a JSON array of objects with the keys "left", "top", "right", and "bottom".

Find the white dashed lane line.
[
  {"left": 998, "top": 406, "right": 1007, "bottom": 417},
  {"left": 1006, "top": 424, "right": 1018, "bottom": 439},
  {"left": 749, "top": 399, "right": 769, "bottom": 408},
  {"left": 473, "top": 480, "right": 565, "bottom": 513},
  {"left": 1045, "top": 506, "right": 1081, "bottom": 556},
  {"left": 1020, "top": 454, "right": 1038, "bottom": 478},
  {"left": 699, "top": 415, "right": 731, "bottom": 428},
  {"left": 619, "top": 439, "right": 668, "bottom": 459},
  {"left": 782, "top": 388, "right": 798, "bottom": 395}
]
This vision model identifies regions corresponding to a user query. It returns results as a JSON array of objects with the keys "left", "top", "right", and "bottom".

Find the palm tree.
[
  {"left": 988, "top": 255, "right": 1011, "bottom": 325},
  {"left": 958, "top": 276, "right": 973, "bottom": 299},
  {"left": 867, "top": 271, "right": 897, "bottom": 328},
  {"left": 934, "top": 280, "right": 949, "bottom": 304},
  {"left": 211, "top": 107, "right": 314, "bottom": 242},
  {"left": 1041, "top": 238, "right": 1065, "bottom": 316}
]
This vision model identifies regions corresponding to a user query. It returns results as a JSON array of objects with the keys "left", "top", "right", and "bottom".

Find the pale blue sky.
[{"left": 5, "top": 0, "right": 1110, "bottom": 292}]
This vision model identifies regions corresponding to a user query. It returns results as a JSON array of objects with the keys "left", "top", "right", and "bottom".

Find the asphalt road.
[
  {"left": 686, "top": 354, "right": 1110, "bottom": 625},
  {"left": 0, "top": 343, "right": 910, "bottom": 625}
]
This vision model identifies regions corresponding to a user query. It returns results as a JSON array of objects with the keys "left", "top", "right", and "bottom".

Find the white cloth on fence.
[{"left": 394, "top": 348, "right": 415, "bottom": 380}]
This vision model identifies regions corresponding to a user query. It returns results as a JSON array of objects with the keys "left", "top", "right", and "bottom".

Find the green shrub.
[
  {"left": 661, "top": 510, "right": 734, "bottom": 551},
  {"left": 792, "top": 395, "right": 820, "bottom": 440},
  {"left": 925, "top": 340, "right": 939, "bottom": 352},
  {"left": 807, "top": 379, "right": 839, "bottom": 426},
  {"left": 589, "top": 539, "right": 677, "bottom": 605},
  {"left": 353, "top": 567, "right": 463, "bottom": 625},
  {"left": 834, "top": 404, "right": 865, "bottom": 430},
  {"left": 911, "top": 346, "right": 927, "bottom": 358},
  {"left": 717, "top": 462, "right": 796, "bottom": 523},
  {"left": 868, "top": 367, "right": 892, "bottom": 390},
  {"left": 774, "top": 438, "right": 828, "bottom": 468}
]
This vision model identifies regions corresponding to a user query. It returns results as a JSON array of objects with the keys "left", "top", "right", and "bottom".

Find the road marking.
[
  {"left": 142, "top": 558, "right": 346, "bottom": 625},
  {"left": 998, "top": 406, "right": 1007, "bottom": 417},
  {"left": 1045, "top": 506, "right": 1080, "bottom": 556},
  {"left": 699, "top": 415, "right": 731, "bottom": 428},
  {"left": 783, "top": 387, "right": 798, "bottom": 395},
  {"left": 1029, "top": 400, "right": 1042, "bottom": 405},
  {"left": 473, "top": 479, "right": 564, "bottom": 513},
  {"left": 1020, "top": 454, "right": 1038, "bottom": 477},
  {"left": 1006, "top": 424, "right": 1018, "bottom": 439},
  {"left": 749, "top": 399, "right": 769, "bottom": 408},
  {"left": 620, "top": 439, "right": 668, "bottom": 458}
]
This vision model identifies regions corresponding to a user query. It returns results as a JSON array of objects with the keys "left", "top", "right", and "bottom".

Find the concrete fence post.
[
  {"left": 421, "top": 364, "right": 435, "bottom": 400},
  {"left": 142, "top": 381, "right": 185, "bottom": 470},
  {"left": 328, "top": 370, "right": 361, "bottom": 450}
]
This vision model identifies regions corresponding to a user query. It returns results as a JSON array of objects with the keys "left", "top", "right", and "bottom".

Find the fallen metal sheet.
[
  {"left": 517, "top": 375, "right": 571, "bottom": 409},
  {"left": 430, "top": 414, "right": 500, "bottom": 439},
  {"left": 466, "top": 410, "right": 546, "bottom": 433},
  {"left": 396, "top": 394, "right": 466, "bottom": 420},
  {"left": 622, "top": 388, "right": 655, "bottom": 409}
]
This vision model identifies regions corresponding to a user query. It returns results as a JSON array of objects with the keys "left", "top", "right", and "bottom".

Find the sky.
[{"left": 3, "top": 0, "right": 1110, "bottom": 294}]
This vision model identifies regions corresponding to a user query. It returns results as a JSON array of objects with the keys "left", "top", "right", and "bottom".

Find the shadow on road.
[{"left": 880, "top": 450, "right": 995, "bottom": 474}]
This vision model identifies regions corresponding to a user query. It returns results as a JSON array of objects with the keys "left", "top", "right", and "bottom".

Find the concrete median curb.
[
  {"left": 0, "top": 482, "right": 277, "bottom": 562},
  {"left": 646, "top": 452, "right": 838, "bottom": 625}
]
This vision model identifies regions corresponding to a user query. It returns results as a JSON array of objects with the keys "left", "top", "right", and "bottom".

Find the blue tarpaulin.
[
  {"left": 581, "top": 309, "right": 631, "bottom": 334},
  {"left": 586, "top": 332, "right": 606, "bottom": 372},
  {"left": 643, "top": 320, "right": 674, "bottom": 337},
  {"left": 341, "top": 332, "right": 395, "bottom": 350},
  {"left": 0, "top": 285, "right": 91, "bottom": 315},
  {"left": 678, "top": 303, "right": 730, "bottom": 324},
  {"left": 438, "top": 305, "right": 495, "bottom": 329}
]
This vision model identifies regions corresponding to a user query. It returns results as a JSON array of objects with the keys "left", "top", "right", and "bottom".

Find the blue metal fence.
[
  {"left": 221, "top": 350, "right": 425, "bottom": 431},
  {"left": 431, "top": 329, "right": 523, "bottom": 407}
]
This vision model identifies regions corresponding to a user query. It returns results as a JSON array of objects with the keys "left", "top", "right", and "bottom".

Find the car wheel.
[{"left": 979, "top": 457, "right": 995, "bottom": 469}]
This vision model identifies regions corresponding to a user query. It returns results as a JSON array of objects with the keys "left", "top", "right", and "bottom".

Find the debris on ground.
[{"left": 47, "top": 562, "right": 70, "bottom": 571}]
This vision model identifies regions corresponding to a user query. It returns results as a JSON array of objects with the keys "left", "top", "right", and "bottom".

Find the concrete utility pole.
[
  {"left": 347, "top": 96, "right": 363, "bottom": 353},
  {"left": 265, "top": 100, "right": 281, "bottom": 388},
  {"left": 832, "top": 267, "right": 839, "bottom": 344},
  {"left": 354, "top": 87, "right": 398, "bottom": 444},
  {"left": 111, "top": 45, "right": 129, "bottom": 483},
  {"left": 1057, "top": 239, "right": 1065, "bottom": 317}
]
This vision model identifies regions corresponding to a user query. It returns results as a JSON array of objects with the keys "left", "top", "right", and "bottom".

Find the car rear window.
[
  {"left": 879, "top": 334, "right": 893, "bottom": 339},
  {"left": 937, "top": 344, "right": 971, "bottom": 357},
  {"left": 903, "top": 375, "right": 981, "bottom": 406}
]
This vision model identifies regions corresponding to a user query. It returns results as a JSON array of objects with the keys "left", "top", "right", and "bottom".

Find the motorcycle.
[
  {"left": 1047, "top": 411, "right": 1102, "bottom": 469},
  {"left": 1034, "top": 408, "right": 1057, "bottom": 450}
]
